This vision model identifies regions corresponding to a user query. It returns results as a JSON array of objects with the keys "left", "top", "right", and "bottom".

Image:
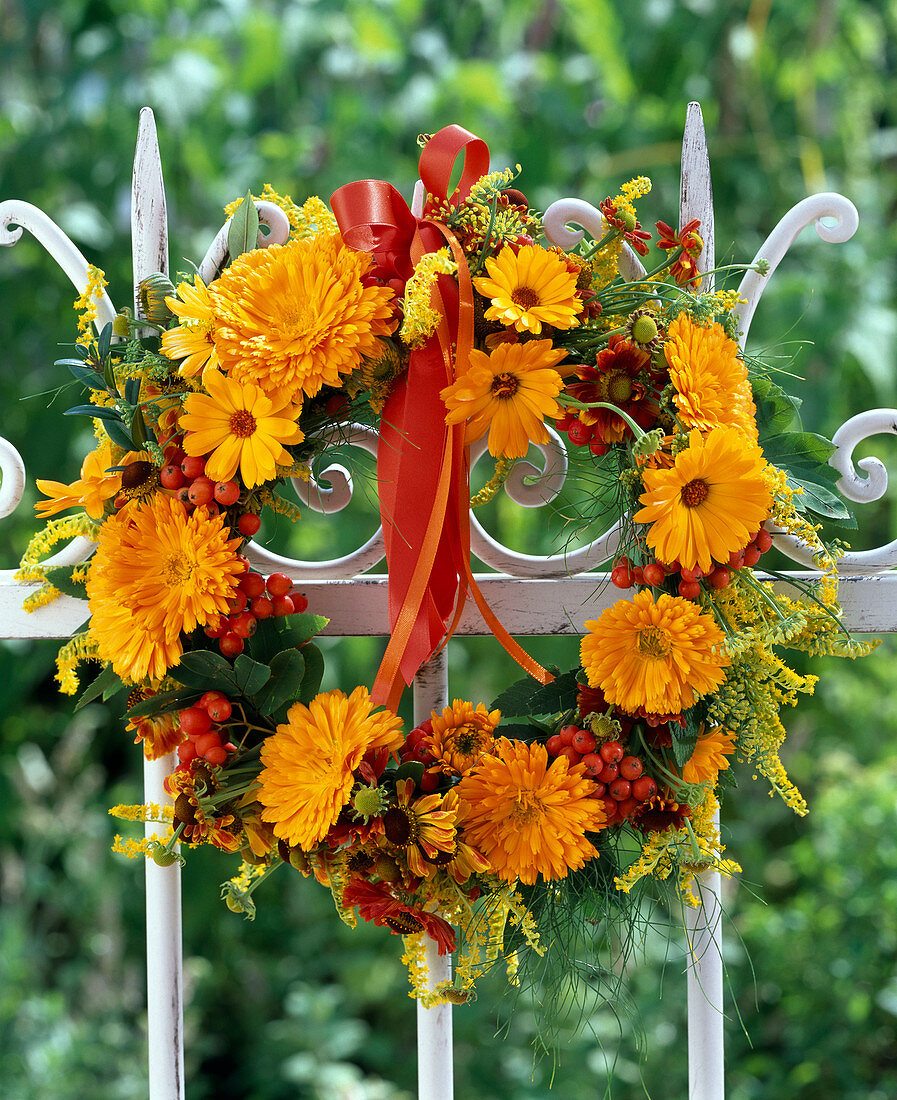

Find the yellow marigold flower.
[
  {"left": 441, "top": 339, "right": 566, "bottom": 458},
  {"left": 85, "top": 494, "right": 244, "bottom": 683},
  {"left": 381, "top": 778, "right": 457, "bottom": 877},
  {"left": 35, "top": 441, "right": 121, "bottom": 520},
  {"left": 162, "top": 276, "right": 220, "bottom": 379},
  {"left": 257, "top": 687, "right": 404, "bottom": 851},
  {"left": 474, "top": 244, "right": 582, "bottom": 334},
  {"left": 664, "top": 314, "right": 758, "bottom": 439},
  {"left": 455, "top": 738, "right": 606, "bottom": 885},
  {"left": 681, "top": 727, "right": 736, "bottom": 784},
  {"left": 425, "top": 699, "right": 500, "bottom": 775},
  {"left": 581, "top": 590, "right": 729, "bottom": 716},
  {"left": 211, "top": 234, "right": 396, "bottom": 402},
  {"left": 179, "top": 369, "right": 304, "bottom": 488},
  {"left": 634, "top": 426, "right": 772, "bottom": 574}
]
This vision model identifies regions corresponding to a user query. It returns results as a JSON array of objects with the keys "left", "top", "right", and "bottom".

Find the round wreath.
[{"left": 19, "top": 125, "right": 874, "bottom": 1016}]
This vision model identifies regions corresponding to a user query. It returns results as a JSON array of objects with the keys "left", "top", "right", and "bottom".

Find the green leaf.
[
  {"left": 495, "top": 722, "right": 545, "bottom": 741},
  {"left": 268, "top": 613, "right": 329, "bottom": 650},
  {"left": 74, "top": 663, "right": 121, "bottom": 712},
  {"left": 786, "top": 474, "right": 857, "bottom": 526},
  {"left": 753, "top": 375, "right": 801, "bottom": 435},
  {"left": 671, "top": 708, "right": 702, "bottom": 768},
  {"left": 250, "top": 649, "right": 305, "bottom": 715},
  {"left": 124, "top": 376, "right": 141, "bottom": 405},
  {"left": 104, "top": 419, "right": 138, "bottom": 451},
  {"left": 227, "top": 192, "right": 260, "bottom": 261},
  {"left": 762, "top": 431, "right": 837, "bottom": 470},
  {"left": 171, "top": 650, "right": 236, "bottom": 691},
  {"left": 491, "top": 669, "right": 579, "bottom": 717},
  {"left": 62, "top": 361, "right": 108, "bottom": 392},
  {"left": 126, "top": 688, "right": 196, "bottom": 718},
  {"left": 42, "top": 564, "right": 90, "bottom": 600},
  {"left": 297, "top": 643, "right": 325, "bottom": 705},
  {"left": 490, "top": 676, "right": 543, "bottom": 716},
  {"left": 64, "top": 404, "right": 124, "bottom": 422},
  {"left": 395, "top": 761, "right": 425, "bottom": 784},
  {"left": 130, "top": 406, "right": 148, "bottom": 446},
  {"left": 232, "top": 653, "right": 272, "bottom": 696},
  {"left": 97, "top": 321, "right": 113, "bottom": 361}
]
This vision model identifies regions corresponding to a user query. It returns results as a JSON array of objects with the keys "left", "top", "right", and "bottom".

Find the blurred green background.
[{"left": 2, "top": 1, "right": 897, "bottom": 1097}]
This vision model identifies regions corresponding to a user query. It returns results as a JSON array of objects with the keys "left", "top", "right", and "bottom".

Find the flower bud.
[{"left": 137, "top": 272, "right": 176, "bottom": 325}]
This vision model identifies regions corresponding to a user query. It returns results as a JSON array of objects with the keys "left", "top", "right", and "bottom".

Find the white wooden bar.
[
  {"left": 132, "top": 107, "right": 186, "bottom": 1100},
  {"left": 413, "top": 652, "right": 453, "bottom": 1100},
  {"left": 680, "top": 102, "right": 725, "bottom": 1100}
]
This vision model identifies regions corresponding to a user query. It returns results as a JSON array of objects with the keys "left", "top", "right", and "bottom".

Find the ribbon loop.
[{"left": 418, "top": 125, "right": 491, "bottom": 208}]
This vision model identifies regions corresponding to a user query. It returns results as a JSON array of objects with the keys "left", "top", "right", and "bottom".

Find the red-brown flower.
[
  {"left": 341, "top": 879, "right": 457, "bottom": 954},
  {"left": 654, "top": 219, "right": 704, "bottom": 287},
  {"left": 599, "top": 198, "right": 652, "bottom": 256}
]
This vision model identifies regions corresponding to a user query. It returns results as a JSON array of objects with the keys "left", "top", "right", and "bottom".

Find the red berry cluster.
[
  {"left": 610, "top": 528, "right": 774, "bottom": 600},
  {"left": 204, "top": 568, "right": 309, "bottom": 657},
  {"left": 546, "top": 727, "right": 658, "bottom": 824},
  {"left": 176, "top": 691, "right": 237, "bottom": 768},
  {"left": 158, "top": 444, "right": 262, "bottom": 537}
]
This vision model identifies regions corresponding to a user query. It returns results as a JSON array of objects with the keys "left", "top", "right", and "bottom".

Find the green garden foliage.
[{"left": 2, "top": 2, "right": 896, "bottom": 1096}]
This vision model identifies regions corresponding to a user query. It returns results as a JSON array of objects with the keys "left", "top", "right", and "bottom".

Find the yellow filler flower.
[
  {"left": 257, "top": 687, "right": 404, "bottom": 851},
  {"left": 474, "top": 244, "right": 582, "bottom": 334},
  {"left": 634, "top": 426, "right": 772, "bottom": 574},
  {"left": 441, "top": 339, "right": 565, "bottom": 458},
  {"left": 179, "top": 369, "right": 304, "bottom": 488},
  {"left": 456, "top": 738, "right": 606, "bottom": 885},
  {"left": 664, "top": 314, "right": 758, "bottom": 440},
  {"left": 211, "top": 234, "right": 396, "bottom": 402},
  {"left": 86, "top": 494, "right": 244, "bottom": 683},
  {"left": 581, "top": 590, "right": 729, "bottom": 716}
]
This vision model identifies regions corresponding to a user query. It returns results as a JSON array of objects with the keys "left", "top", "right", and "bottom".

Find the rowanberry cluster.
[
  {"left": 204, "top": 568, "right": 309, "bottom": 657},
  {"left": 157, "top": 444, "right": 262, "bottom": 537},
  {"left": 176, "top": 691, "right": 237, "bottom": 768},
  {"left": 610, "top": 528, "right": 774, "bottom": 600},
  {"left": 546, "top": 726, "right": 658, "bottom": 824}
]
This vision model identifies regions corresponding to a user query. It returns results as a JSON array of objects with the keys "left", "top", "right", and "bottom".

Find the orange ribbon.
[{"left": 332, "top": 126, "right": 553, "bottom": 710}]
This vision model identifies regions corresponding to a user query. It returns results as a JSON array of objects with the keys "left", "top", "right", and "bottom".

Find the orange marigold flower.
[
  {"left": 441, "top": 339, "right": 566, "bottom": 458},
  {"left": 581, "top": 590, "right": 729, "bottom": 716},
  {"left": 634, "top": 426, "right": 772, "bottom": 575},
  {"left": 682, "top": 728, "right": 737, "bottom": 784},
  {"left": 126, "top": 687, "right": 185, "bottom": 761},
  {"left": 257, "top": 687, "right": 404, "bottom": 851},
  {"left": 212, "top": 234, "right": 396, "bottom": 403},
  {"left": 179, "top": 369, "right": 303, "bottom": 488},
  {"left": 473, "top": 244, "right": 582, "bottom": 334},
  {"left": 664, "top": 314, "right": 758, "bottom": 440},
  {"left": 424, "top": 699, "right": 500, "bottom": 776},
  {"left": 456, "top": 738, "right": 606, "bottom": 885},
  {"left": 86, "top": 495, "right": 244, "bottom": 683}
]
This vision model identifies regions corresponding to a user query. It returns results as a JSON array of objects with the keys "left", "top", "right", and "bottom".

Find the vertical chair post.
[
  {"left": 132, "top": 106, "right": 185, "bottom": 1100},
  {"left": 412, "top": 650, "right": 453, "bottom": 1100},
  {"left": 680, "top": 101, "right": 725, "bottom": 1100}
]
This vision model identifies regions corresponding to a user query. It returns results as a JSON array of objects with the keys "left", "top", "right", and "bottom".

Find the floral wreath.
[{"left": 19, "top": 125, "right": 875, "bottom": 1016}]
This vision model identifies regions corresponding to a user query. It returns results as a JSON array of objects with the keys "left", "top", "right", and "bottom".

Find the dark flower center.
[
  {"left": 511, "top": 286, "right": 539, "bottom": 310},
  {"left": 681, "top": 478, "right": 709, "bottom": 507},
  {"left": 229, "top": 409, "right": 257, "bottom": 438},
  {"left": 491, "top": 372, "right": 519, "bottom": 399}
]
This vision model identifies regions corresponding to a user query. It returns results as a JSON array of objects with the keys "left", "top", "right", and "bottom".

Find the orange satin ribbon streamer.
[{"left": 332, "top": 126, "right": 553, "bottom": 710}]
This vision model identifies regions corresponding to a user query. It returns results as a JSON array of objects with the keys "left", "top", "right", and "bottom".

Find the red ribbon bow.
[{"left": 332, "top": 126, "right": 552, "bottom": 711}]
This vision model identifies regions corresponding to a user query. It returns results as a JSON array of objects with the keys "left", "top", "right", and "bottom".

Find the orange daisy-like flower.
[
  {"left": 257, "top": 687, "right": 404, "bottom": 851},
  {"left": 441, "top": 339, "right": 566, "bottom": 458},
  {"left": 474, "top": 244, "right": 583, "bottom": 334},
  {"left": 126, "top": 687, "right": 185, "bottom": 761},
  {"left": 425, "top": 699, "right": 500, "bottom": 776},
  {"left": 438, "top": 789, "right": 492, "bottom": 883},
  {"left": 86, "top": 494, "right": 244, "bottom": 683},
  {"left": 562, "top": 334, "right": 658, "bottom": 449},
  {"left": 179, "top": 369, "right": 304, "bottom": 488},
  {"left": 381, "top": 778, "right": 457, "bottom": 877},
  {"left": 634, "top": 426, "right": 772, "bottom": 574},
  {"left": 35, "top": 441, "right": 121, "bottom": 520},
  {"left": 682, "top": 727, "right": 737, "bottom": 784},
  {"left": 161, "top": 275, "right": 220, "bottom": 379},
  {"left": 456, "top": 738, "right": 606, "bottom": 885},
  {"left": 664, "top": 314, "right": 758, "bottom": 440},
  {"left": 581, "top": 590, "right": 730, "bottom": 716},
  {"left": 211, "top": 234, "right": 396, "bottom": 402}
]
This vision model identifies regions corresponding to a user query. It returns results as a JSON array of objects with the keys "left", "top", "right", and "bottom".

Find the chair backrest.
[{"left": 2, "top": 102, "right": 896, "bottom": 1100}]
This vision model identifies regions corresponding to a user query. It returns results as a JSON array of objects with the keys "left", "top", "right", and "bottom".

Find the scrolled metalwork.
[
  {"left": 542, "top": 197, "right": 647, "bottom": 281},
  {"left": 197, "top": 201, "right": 291, "bottom": 284}
]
